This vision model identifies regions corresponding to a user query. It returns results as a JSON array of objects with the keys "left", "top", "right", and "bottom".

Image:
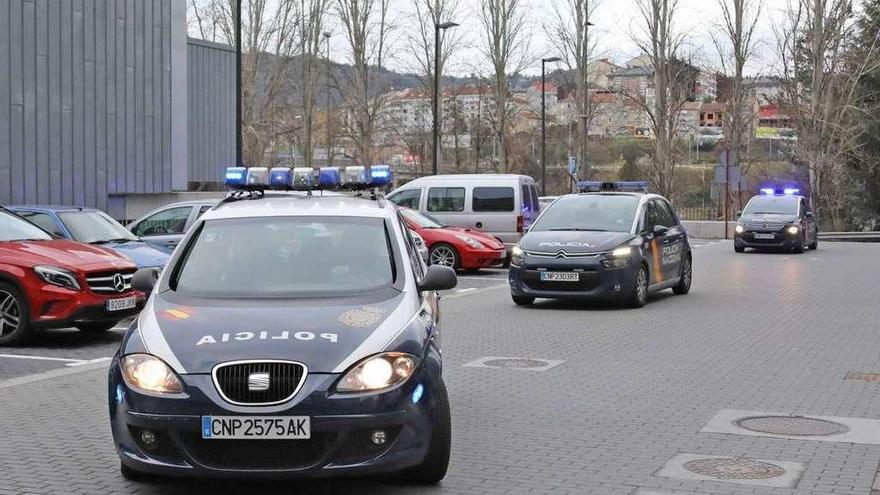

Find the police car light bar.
[
  {"left": 577, "top": 181, "right": 648, "bottom": 193},
  {"left": 760, "top": 187, "right": 801, "bottom": 196},
  {"left": 225, "top": 165, "right": 393, "bottom": 193}
]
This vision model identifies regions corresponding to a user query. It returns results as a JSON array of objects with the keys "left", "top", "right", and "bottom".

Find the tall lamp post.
[
  {"left": 235, "top": 0, "right": 242, "bottom": 166},
  {"left": 432, "top": 21, "right": 459, "bottom": 175},
  {"left": 541, "top": 57, "right": 561, "bottom": 195},
  {"left": 322, "top": 31, "right": 332, "bottom": 166}
]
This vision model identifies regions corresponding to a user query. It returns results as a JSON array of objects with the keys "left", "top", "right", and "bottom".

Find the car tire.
[
  {"left": 76, "top": 322, "right": 118, "bottom": 333},
  {"left": 402, "top": 379, "right": 451, "bottom": 485},
  {"left": 734, "top": 244, "right": 745, "bottom": 253},
  {"left": 627, "top": 264, "right": 649, "bottom": 308},
  {"left": 429, "top": 243, "right": 460, "bottom": 270},
  {"left": 119, "top": 462, "right": 147, "bottom": 481},
  {"left": 672, "top": 255, "right": 692, "bottom": 295},
  {"left": 809, "top": 233, "right": 819, "bottom": 250},
  {"left": 0, "top": 282, "right": 32, "bottom": 346},
  {"left": 793, "top": 234, "right": 806, "bottom": 254},
  {"left": 512, "top": 294, "right": 535, "bottom": 306}
]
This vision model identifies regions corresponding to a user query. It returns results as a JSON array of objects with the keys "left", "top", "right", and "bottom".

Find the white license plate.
[
  {"left": 540, "top": 271, "right": 579, "bottom": 282},
  {"left": 106, "top": 296, "right": 136, "bottom": 312},
  {"left": 754, "top": 233, "right": 775, "bottom": 240},
  {"left": 202, "top": 416, "right": 310, "bottom": 440}
]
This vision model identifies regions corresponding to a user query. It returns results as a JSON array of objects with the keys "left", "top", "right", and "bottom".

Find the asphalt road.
[{"left": 3, "top": 240, "right": 880, "bottom": 495}]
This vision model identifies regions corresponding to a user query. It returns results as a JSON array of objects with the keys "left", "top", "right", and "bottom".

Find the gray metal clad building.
[{"left": 0, "top": 0, "right": 234, "bottom": 217}]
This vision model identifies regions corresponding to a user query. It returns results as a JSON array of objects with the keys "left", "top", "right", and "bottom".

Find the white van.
[{"left": 386, "top": 174, "right": 540, "bottom": 251}]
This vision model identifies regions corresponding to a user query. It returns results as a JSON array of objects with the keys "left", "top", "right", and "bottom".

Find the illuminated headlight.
[
  {"left": 34, "top": 266, "right": 80, "bottom": 290},
  {"left": 455, "top": 234, "right": 484, "bottom": 249},
  {"left": 787, "top": 225, "right": 799, "bottom": 235},
  {"left": 610, "top": 246, "right": 632, "bottom": 257},
  {"left": 337, "top": 353, "right": 418, "bottom": 392},
  {"left": 120, "top": 354, "right": 184, "bottom": 394},
  {"left": 735, "top": 224, "right": 745, "bottom": 234},
  {"left": 511, "top": 245, "right": 525, "bottom": 266}
]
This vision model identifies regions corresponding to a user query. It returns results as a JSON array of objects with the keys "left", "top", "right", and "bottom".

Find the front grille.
[
  {"left": 213, "top": 361, "right": 306, "bottom": 405},
  {"left": 86, "top": 269, "right": 135, "bottom": 294},
  {"left": 523, "top": 270, "right": 600, "bottom": 292},
  {"left": 181, "top": 433, "right": 332, "bottom": 470}
]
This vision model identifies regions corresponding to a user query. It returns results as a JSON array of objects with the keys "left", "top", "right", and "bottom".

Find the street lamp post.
[
  {"left": 541, "top": 57, "right": 561, "bottom": 195},
  {"left": 235, "top": 0, "right": 242, "bottom": 166},
  {"left": 322, "top": 31, "right": 332, "bottom": 167},
  {"left": 432, "top": 21, "right": 459, "bottom": 176}
]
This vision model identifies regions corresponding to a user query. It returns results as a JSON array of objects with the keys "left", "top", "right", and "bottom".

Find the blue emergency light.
[
  {"left": 760, "top": 186, "right": 801, "bottom": 196},
  {"left": 319, "top": 167, "right": 341, "bottom": 188},
  {"left": 577, "top": 181, "right": 648, "bottom": 193},
  {"left": 370, "top": 165, "right": 393, "bottom": 187},
  {"left": 224, "top": 167, "right": 247, "bottom": 187},
  {"left": 224, "top": 165, "right": 396, "bottom": 194},
  {"left": 270, "top": 167, "right": 293, "bottom": 189}
]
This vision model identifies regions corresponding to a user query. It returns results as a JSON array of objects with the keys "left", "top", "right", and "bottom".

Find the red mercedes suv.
[{"left": 0, "top": 208, "right": 145, "bottom": 345}]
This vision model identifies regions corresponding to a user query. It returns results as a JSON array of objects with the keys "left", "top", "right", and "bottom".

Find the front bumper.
[
  {"left": 108, "top": 359, "right": 442, "bottom": 479},
  {"left": 29, "top": 284, "right": 145, "bottom": 329},
  {"left": 734, "top": 230, "right": 801, "bottom": 250},
  {"left": 509, "top": 255, "right": 638, "bottom": 300},
  {"left": 459, "top": 246, "right": 507, "bottom": 269}
]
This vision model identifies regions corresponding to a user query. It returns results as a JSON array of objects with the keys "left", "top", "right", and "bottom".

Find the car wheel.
[
  {"left": 512, "top": 294, "right": 535, "bottom": 306},
  {"left": 429, "top": 243, "right": 460, "bottom": 270},
  {"left": 672, "top": 255, "right": 692, "bottom": 295},
  {"left": 734, "top": 244, "right": 745, "bottom": 253},
  {"left": 76, "top": 322, "right": 119, "bottom": 333},
  {"left": 402, "top": 379, "right": 451, "bottom": 485},
  {"left": 793, "top": 233, "right": 806, "bottom": 254},
  {"left": 0, "top": 283, "right": 31, "bottom": 346},
  {"left": 809, "top": 232, "right": 819, "bottom": 250},
  {"left": 120, "top": 462, "right": 147, "bottom": 481},
  {"left": 627, "top": 265, "right": 649, "bottom": 308}
]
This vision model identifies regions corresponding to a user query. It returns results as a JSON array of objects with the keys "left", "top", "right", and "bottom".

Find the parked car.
[
  {"left": 400, "top": 208, "right": 506, "bottom": 271},
  {"left": 9, "top": 206, "right": 171, "bottom": 269},
  {"left": 538, "top": 196, "right": 559, "bottom": 209},
  {"left": 0, "top": 207, "right": 145, "bottom": 344},
  {"left": 127, "top": 200, "right": 218, "bottom": 251},
  {"left": 386, "top": 174, "right": 540, "bottom": 254}
]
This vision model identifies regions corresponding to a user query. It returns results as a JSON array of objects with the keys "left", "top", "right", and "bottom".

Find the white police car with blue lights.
[{"left": 109, "top": 164, "right": 457, "bottom": 483}]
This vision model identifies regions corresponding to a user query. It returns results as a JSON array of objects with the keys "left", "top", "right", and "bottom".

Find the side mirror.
[
  {"left": 418, "top": 265, "right": 457, "bottom": 292},
  {"left": 735, "top": 210, "right": 743, "bottom": 219},
  {"left": 653, "top": 225, "right": 669, "bottom": 237},
  {"left": 131, "top": 267, "right": 160, "bottom": 293},
  {"left": 806, "top": 211, "right": 814, "bottom": 218}
]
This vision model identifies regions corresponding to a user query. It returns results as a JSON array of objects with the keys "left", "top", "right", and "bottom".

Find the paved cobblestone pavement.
[{"left": 2, "top": 241, "right": 880, "bottom": 494}]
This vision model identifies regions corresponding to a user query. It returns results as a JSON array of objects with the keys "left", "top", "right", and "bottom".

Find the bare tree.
[
  {"left": 548, "top": 0, "right": 600, "bottom": 179},
  {"left": 478, "top": 0, "right": 530, "bottom": 172},
  {"left": 336, "top": 0, "right": 393, "bottom": 167},
  {"left": 295, "top": 0, "right": 332, "bottom": 168},
  {"left": 627, "top": 0, "right": 696, "bottom": 197},
  {"left": 775, "top": 0, "right": 879, "bottom": 227}
]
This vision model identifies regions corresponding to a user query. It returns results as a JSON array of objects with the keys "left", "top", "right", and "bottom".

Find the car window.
[
  {"left": 473, "top": 187, "right": 515, "bottom": 212},
  {"left": 0, "top": 210, "right": 53, "bottom": 241},
  {"left": 521, "top": 185, "right": 535, "bottom": 214},
  {"left": 173, "top": 216, "right": 396, "bottom": 298},
  {"left": 196, "top": 205, "right": 212, "bottom": 219},
  {"left": 58, "top": 211, "right": 139, "bottom": 243},
  {"left": 427, "top": 187, "right": 465, "bottom": 212},
  {"left": 643, "top": 201, "right": 660, "bottom": 232},
  {"left": 531, "top": 194, "right": 640, "bottom": 233},
  {"left": 17, "top": 211, "right": 64, "bottom": 237},
  {"left": 530, "top": 185, "right": 540, "bottom": 212},
  {"left": 398, "top": 214, "right": 425, "bottom": 278},
  {"left": 742, "top": 196, "right": 799, "bottom": 216},
  {"left": 388, "top": 189, "right": 422, "bottom": 209},
  {"left": 132, "top": 206, "right": 192, "bottom": 237},
  {"left": 654, "top": 200, "right": 678, "bottom": 228}
]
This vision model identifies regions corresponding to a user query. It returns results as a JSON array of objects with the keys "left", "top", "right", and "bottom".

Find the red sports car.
[
  {"left": 400, "top": 208, "right": 506, "bottom": 271},
  {"left": 0, "top": 208, "right": 145, "bottom": 345}
]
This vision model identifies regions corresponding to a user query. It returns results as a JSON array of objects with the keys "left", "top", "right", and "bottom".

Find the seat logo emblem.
[
  {"left": 248, "top": 372, "right": 270, "bottom": 392},
  {"left": 112, "top": 273, "right": 126, "bottom": 292}
]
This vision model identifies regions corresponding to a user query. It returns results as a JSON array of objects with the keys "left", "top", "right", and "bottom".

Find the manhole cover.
[
  {"left": 683, "top": 458, "right": 785, "bottom": 480},
  {"left": 482, "top": 358, "right": 548, "bottom": 369},
  {"left": 736, "top": 415, "right": 849, "bottom": 436}
]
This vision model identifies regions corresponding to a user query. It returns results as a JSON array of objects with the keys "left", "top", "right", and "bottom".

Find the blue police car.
[
  {"left": 109, "top": 165, "right": 457, "bottom": 483},
  {"left": 509, "top": 182, "right": 692, "bottom": 308},
  {"left": 734, "top": 188, "right": 819, "bottom": 253}
]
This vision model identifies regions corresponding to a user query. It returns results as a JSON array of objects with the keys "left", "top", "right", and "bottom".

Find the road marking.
[
  {"left": 0, "top": 353, "right": 113, "bottom": 367},
  {"left": 454, "top": 288, "right": 477, "bottom": 294},
  {"left": 0, "top": 359, "right": 111, "bottom": 389},
  {"left": 444, "top": 283, "right": 507, "bottom": 300}
]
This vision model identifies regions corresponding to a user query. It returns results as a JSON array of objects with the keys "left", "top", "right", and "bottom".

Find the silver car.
[{"left": 127, "top": 200, "right": 218, "bottom": 251}]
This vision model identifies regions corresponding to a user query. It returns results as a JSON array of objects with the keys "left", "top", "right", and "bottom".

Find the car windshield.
[
  {"left": 173, "top": 216, "right": 397, "bottom": 298},
  {"left": 742, "top": 196, "right": 799, "bottom": 216},
  {"left": 400, "top": 209, "right": 444, "bottom": 228},
  {"left": 0, "top": 210, "right": 53, "bottom": 241},
  {"left": 58, "top": 211, "right": 139, "bottom": 244},
  {"left": 531, "top": 194, "right": 640, "bottom": 233}
]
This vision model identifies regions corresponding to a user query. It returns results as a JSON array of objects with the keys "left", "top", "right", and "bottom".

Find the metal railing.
[{"left": 818, "top": 232, "right": 880, "bottom": 242}]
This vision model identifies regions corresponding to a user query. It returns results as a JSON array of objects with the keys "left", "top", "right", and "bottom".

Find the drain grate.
[
  {"left": 482, "top": 358, "right": 549, "bottom": 369},
  {"left": 735, "top": 415, "right": 849, "bottom": 436},
  {"left": 683, "top": 458, "right": 785, "bottom": 480}
]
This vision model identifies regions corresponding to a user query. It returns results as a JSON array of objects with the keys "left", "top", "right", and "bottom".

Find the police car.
[
  {"left": 109, "top": 165, "right": 457, "bottom": 483},
  {"left": 734, "top": 187, "right": 819, "bottom": 253},
  {"left": 508, "top": 182, "right": 692, "bottom": 308}
]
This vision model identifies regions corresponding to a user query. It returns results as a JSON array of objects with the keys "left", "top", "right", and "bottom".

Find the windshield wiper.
[
  {"left": 90, "top": 237, "right": 135, "bottom": 244},
  {"left": 547, "top": 228, "right": 608, "bottom": 232}
]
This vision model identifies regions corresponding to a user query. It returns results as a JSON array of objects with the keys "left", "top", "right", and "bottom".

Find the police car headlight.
[
  {"left": 120, "top": 354, "right": 184, "bottom": 394},
  {"left": 510, "top": 245, "right": 525, "bottom": 266},
  {"left": 455, "top": 234, "right": 484, "bottom": 249},
  {"left": 787, "top": 225, "right": 799, "bottom": 235},
  {"left": 735, "top": 224, "right": 745, "bottom": 234},
  {"left": 337, "top": 353, "right": 418, "bottom": 392},
  {"left": 34, "top": 266, "right": 81, "bottom": 291},
  {"left": 610, "top": 246, "right": 632, "bottom": 257}
]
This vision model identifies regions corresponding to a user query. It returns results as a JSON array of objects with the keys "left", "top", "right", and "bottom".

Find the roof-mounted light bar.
[
  {"left": 225, "top": 165, "right": 394, "bottom": 192},
  {"left": 759, "top": 186, "right": 801, "bottom": 196},
  {"left": 577, "top": 181, "right": 648, "bottom": 193}
]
